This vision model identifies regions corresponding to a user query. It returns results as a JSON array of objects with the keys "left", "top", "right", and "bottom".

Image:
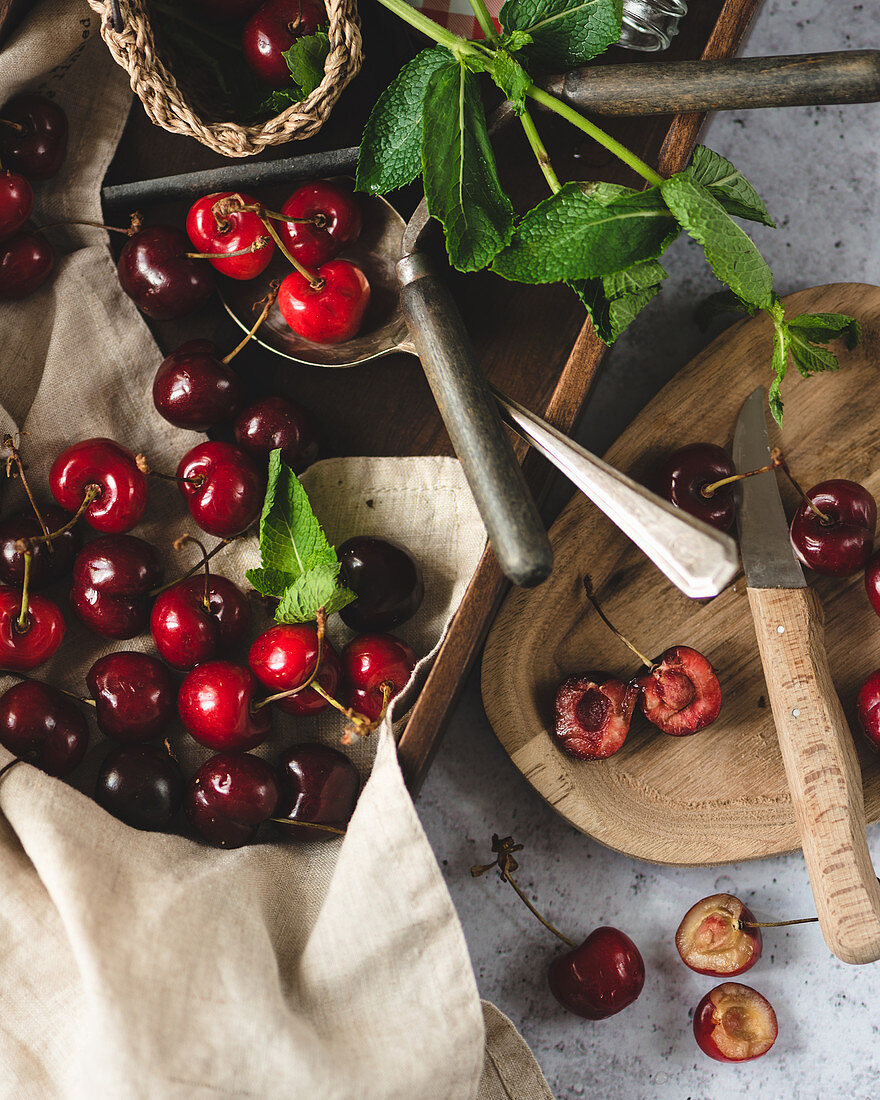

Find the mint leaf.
[
  {"left": 245, "top": 566, "right": 297, "bottom": 597},
  {"left": 422, "top": 62, "right": 515, "bottom": 272},
  {"left": 489, "top": 50, "right": 531, "bottom": 115},
  {"left": 500, "top": 29, "right": 534, "bottom": 50},
  {"left": 601, "top": 257, "right": 666, "bottom": 298},
  {"left": 694, "top": 288, "right": 757, "bottom": 329},
  {"left": 686, "top": 146, "right": 775, "bottom": 227},
  {"left": 492, "top": 183, "right": 677, "bottom": 284},
  {"left": 283, "top": 30, "right": 330, "bottom": 97},
  {"left": 275, "top": 563, "right": 355, "bottom": 625},
  {"left": 769, "top": 320, "right": 791, "bottom": 424},
  {"left": 788, "top": 330, "right": 841, "bottom": 377},
  {"left": 570, "top": 257, "right": 666, "bottom": 343},
  {"left": 787, "top": 311, "right": 860, "bottom": 348},
  {"left": 356, "top": 48, "right": 454, "bottom": 195},
  {"left": 661, "top": 175, "right": 774, "bottom": 310},
  {"left": 501, "top": 0, "right": 622, "bottom": 67}
]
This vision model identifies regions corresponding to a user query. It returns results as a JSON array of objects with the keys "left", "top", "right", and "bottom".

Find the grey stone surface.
[{"left": 418, "top": 1, "right": 880, "bottom": 1097}]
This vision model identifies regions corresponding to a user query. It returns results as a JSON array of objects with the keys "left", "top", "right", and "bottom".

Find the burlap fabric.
[{"left": 0, "top": 3, "right": 554, "bottom": 1097}]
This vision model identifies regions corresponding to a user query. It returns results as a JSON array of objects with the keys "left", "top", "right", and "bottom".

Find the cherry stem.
[
  {"left": 736, "top": 916, "right": 819, "bottom": 929},
  {"left": 3, "top": 434, "right": 51, "bottom": 545},
  {"left": 38, "top": 218, "right": 138, "bottom": 235},
  {"left": 174, "top": 534, "right": 212, "bottom": 612},
  {"left": 185, "top": 239, "right": 270, "bottom": 261},
  {"left": 700, "top": 455, "right": 782, "bottom": 498},
  {"left": 148, "top": 529, "right": 252, "bottom": 598},
  {"left": 16, "top": 484, "right": 102, "bottom": 554},
  {"left": 582, "top": 575, "right": 655, "bottom": 670},
  {"left": 340, "top": 681, "right": 393, "bottom": 745},
  {"left": 773, "top": 450, "right": 833, "bottom": 525},
  {"left": 253, "top": 609, "right": 327, "bottom": 711},
  {"left": 0, "top": 118, "right": 25, "bottom": 134},
  {"left": 503, "top": 870, "right": 577, "bottom": 948},
  {"left": 257, "top": 213, "right": 324, "bottom": 290},
  {"left": 135, "top": 455, "right": 204, "bottom": 488},
  {"left": 268, "top": 818, "right": 346, "bottom": 837},
  {"left": 221, "top": 281, "right": 280, "bottom": 364},
  {"left": 226, "top": 199, "right": 327, "bottom": 230},
  {"left": 5, "top": 671, "right": 94, "bottom": 706},
  {"left": 16, "top": 550, "right": 31, "bottom": 632}
]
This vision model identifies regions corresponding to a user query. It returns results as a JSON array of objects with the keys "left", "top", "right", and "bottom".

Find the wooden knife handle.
[{"left": 748, "top": 585, "right": 880, "bottom": 964}]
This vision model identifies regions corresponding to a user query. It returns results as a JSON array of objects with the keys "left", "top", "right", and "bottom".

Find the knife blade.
[{"left": 734, "top": 385, "right": 880, "bottom": 965}]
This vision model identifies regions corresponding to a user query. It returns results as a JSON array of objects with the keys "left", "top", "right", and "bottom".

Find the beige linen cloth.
[{"left": 0, "top": 3, "right": 554, "bottom": 1098}]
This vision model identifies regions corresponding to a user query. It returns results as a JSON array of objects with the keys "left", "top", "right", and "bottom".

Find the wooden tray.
[
  {"left": 482, "top": 283, "right": 880, "bottom": 865},
  {"left": 102, "top": 0, "right": 763, "bottom": 793}
]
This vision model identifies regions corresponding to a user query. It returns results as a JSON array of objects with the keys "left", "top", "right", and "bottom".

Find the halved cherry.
[
  {"left": 637, "top": 645, "right": 721, "bottom": 736},
  {"left": 553, "top": 671, "right": 638, "bottom": 760},
  {"left": 675, "top": 894, "right": 761, "bottom": 976},
  {"left": 693, "top": 982, "right": 778, "bottom": 1062}
]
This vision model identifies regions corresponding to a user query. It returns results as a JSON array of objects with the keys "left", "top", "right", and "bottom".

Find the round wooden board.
[{"left": 482, "top": 283, "right": 880, "bottom": 866}]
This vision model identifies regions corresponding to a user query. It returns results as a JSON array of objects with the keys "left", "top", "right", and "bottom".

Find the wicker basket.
[{"left": 87, "top": 0, "right": 363, "bottom": 157}]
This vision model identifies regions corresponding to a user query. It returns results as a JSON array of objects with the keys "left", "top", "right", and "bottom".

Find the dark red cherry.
[
  {"left": 233, "top": 395, "right": 319, "bottom": 474},
  {"left": 341, "top": 632, "right": 417, "bottom": 723},
  {"left": 675, "top": 894, "right": 762, "bottom": 977},
  {"left": 187, "top": 751, "right": 279, "bottom": 848},
  {"left": 150, "top": 574, "right": 250, "bottom": 671},
  {"left": 0, "top": 94, "right": 68, "bottom": 179},
  {"left": 176, "top": 441, "right": 263, "bottom": 539},
  {"left": 95, "top": 744, "right": 184, "bottom": 830},
  {"left": 693, "top": 983, "right": 778, "bottom": 1062},
  {"left": 789, "top": 478, "right": 876, "bottom": 577},
  {"left": 338, "top": 537, "right": 423, "bottom": 632},
  {"left": 186, "top": 191, "right": 274, "bottom": 280},
  {"left": 248, "top": 623, "right": 341, "bottom": 716},
  {"left": 278, "top": 259, "right": 370, "bottom": 344},
  {"left": 553, "top": 671, "right": 639, "bottom": 760},
  {"left": 178, "top": 660, "right": 271, "bottom": 751},
  {"left": 0, "top": 171, "right": 33, "bottom": 242},
  {"left": 857, "top": 668, "right": 880, "bottom": 752},
  {"left": 0, "top": 585, "right": 65, "bottom": 671},
  {"left": 653, "top": 443, "right": 737, "bottom": 531},
  {"left": 49, "top": 437, "right": 148, "bottom": 535},
  {"left": 0, "top": 505, "right": 81, "bottom": 589},
  {"left": 278, "top": 180, "right": 362, "bottom": 268},
  {"left": 153, "top": 339, "right": 244, "bottom": 432},
  {"left": 274, "top": 742, "right": 359, "bottom": 840},
  {"left": 636, "top": 645, "right": 721, "bottom": 736},
  {"left": 242, "top": 0, "right": 326, "bottom": 87},
  {"left": 0, "top": 680, "right": 88, "bottom": 776},
  {"left": 548, "top": 926, "right": 645, "bottom": 1020},
  {"left": 70, "top": 534, "right": 161, "bottom": 639},
  {"left": 117, "top": 225, "right": 215, "bottom": 321},
  {"left": 86, "top": 651, "right": 175, "bottom": 743},
  {"left": 0, "top": 231, "right": 54, "bottom": 300}
]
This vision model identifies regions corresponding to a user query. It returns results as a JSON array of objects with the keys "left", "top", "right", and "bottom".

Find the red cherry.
[
  {"left": 277, "top": 180, "right": 362, "bottom": 268},
  {"left": 178, "top": 660, "right": 271, "bottom": 751},
  {"left": 857, "top": 668, "right": 880, "bottom": 752},
  {"left": 176, "top": 441, "right": 263, "bottom": 538},
  {"left": 0, "top": 585, "right": 65, "bottom": 671},
  {"left": 86, "top": 651, "right": 175, "bottom": 743},
  {"left": 242, "top": 0, "right": 326, "bottom": 87},
  {"left": 0, "top": 95, "right": 68, "bottom": 179},
  {"left": 0, "top": 505, "right": 81, "bottom": 590},
  {"left": 337, "top": 537, "right": 423, "bottom": 633},
  {"left": 789, "top": 478, "right": 876, "bottom": 577},
  {"left": 278, "top": 259, "right": 370, "bottom": 344},
  {"left": 0, "top": 171, "right": 33, "bottom": 242},
  {"left": 151, "top": 574, "right": 251, "bottom": 671},
  {"left": 50, "top": 438, "right": 148, "bottom": 534},
  {"left": 675, "top": 894, "right": 762, "bottom": 977},
  {"left": 187, "top": 751, "right": 279, "bottom": 848},
  {"left": 186, "top": 191, "right": 274, "bottom": 280},
  {"left": 548, "top": 926, "right": 645, "bottom": 1020},
  {"left": 341, "top": 632, "right": 417, "bottom": 722},
  {"left": 248, "top": 623, "right": 341, "bottom": 715},
  {"left": 553, "top": 672, "right": 639, "bottom": 760},
  {"left": 118, "top": 225, "right": 215, "bottom": 320},
  {"left": 70, "top": 534, "right": 161, "bottom": 639},
  {"left": 693, "top": 982, "right": 778, "bottom": 1062},
  {"left": 233, "top": 395, "right": 319, "bottom": 474},
  {"left": 273, "top": 742, "right": 359, "bottom": 840},
  {"left": 95, "top": 744, "right": 184, "bottom": 831},
  {"left": 153, "top": 339, "right": 244, "bottom": 432},
  {"left": 653, "top": 443, "right": 738, "bottom": 531},
  {"left": 0, "top": 680, "right": 88, "bottom": 776},
  {"left": 0, "top": 231, "right": 54, "bottom": 300},
  {"left": 636, "top": 645, "right": 721, "bottom": 735}
]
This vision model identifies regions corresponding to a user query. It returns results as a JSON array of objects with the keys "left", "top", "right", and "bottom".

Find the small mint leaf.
[
  {"left": 686, "top": 146, "right": 775, "bottom": 227},
  {"left": 489, "top": 50, "right": 531, "bottom": 114},
  {"left": 245, "top": 567, "right": 297, "bottom": 598},
  {"left": 283, "top": 30, "right": 330, "bottom": 98},
  {"left": 786, "top": 311, "right": 860, "bottom": 348},
  {"left": 257, "top": 450, "right": 338, "bottom": 580},
  {"left": 501, "top": 0, "right": 622, "bottom": 67},
  {"left": 500, "top": 29, "right": 533, "bottom": 50},
  {"left": 788, "top": 331, "right": 841, "bottom": 377},
  {"left": 275, "top": 562, "right": 356, "bottom": 624}
]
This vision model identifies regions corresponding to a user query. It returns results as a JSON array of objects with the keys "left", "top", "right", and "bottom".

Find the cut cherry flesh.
[
  {"left": 150, "top": 574, "right": 251, "bottom": 671},
  {"left": 242, "top": 0, "right": 326, "bottom": 87},
  {"left": 0, "top": 680, "right": 88, "bottom": 776},
  {"left": 675, "top": 893, "right": 762, "bottom": 976},
  {"left": 341, "top": 632, "right": 417, "bottom": 723},
  {"left": 278, "top": 180, "right": 363, "bottom": 268},
  {"left": 0, "top": 94, "right": 68, "bottom": 179},
  {"left": 178, "top": 660, "right": 271, "bottom": 751},
  {"left": 0, "top": 231, "right": 54, "bottom": 300},
  {"left": 278, "top": 260, "right": 371, "bottom": 345},
  {"left": 856, "top": 668, "right": 880, "bottom": 752},
  {"left": 789, "top": 478, "right": 876, "bottom": 577},
  {"left": 636, "top": 645, "right": 721, "bottom": 736},
  {"left": 186, "top": 191, "right": 274, "bottom": 280},
  {"left": 187, "top": 751, "right": 279, "bottom": 848},
  {"left": 153, "top": 339, "right": 244, "bottom": 432},
  {"left": 273, "top": 742, "right": 359, "bottom": 840},
  {"left": 0, "top": 505, "right": 81, "bottom": 589},
  {"left": 49, "top": 437, "right": 148, "bottom": 534},
  {"left": 653, "top": 443, "right": 738, "bottom": 531},
  {"left": 118, "top": 225, "right": 215, "bottom": 321},
  {"left": 548, "top": 926, "right": 645, "bottom": 1020},
  {"left": 693, "top": 982, "right": 778, "bottom": 1062},
  {"left": 95, "top": 744, "right": 184, "bottom": 831},
  {"left": 176, "top": 441, "right": 263, "bottom": 539},
  {"left": 86, "top": 651, "right": 175, "bottom": 743},
  {"left": 553, "top": 672, "right": 638, "bottom": 760},
  {"left": 0, "top": 585, "right": 65, "bottom": 671},
  {"left": 248, "top": 623, "right": 341, "bottom": 716},
  {"left": 0, "top": 171, "right": 33, "bottom": 242},
  {"left": 337, "top": 536, "right": 424, "bottom": 633},
  {"left": 233, "top": 395, "right": 319, "bottom": 474},
  {"left": 70, "top": 534, "right": 162, "bottom": 639}
]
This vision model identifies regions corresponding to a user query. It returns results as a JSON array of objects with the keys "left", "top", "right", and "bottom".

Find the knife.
[{"left": 734, "top": 386, "right": 880, "bottom": 965}]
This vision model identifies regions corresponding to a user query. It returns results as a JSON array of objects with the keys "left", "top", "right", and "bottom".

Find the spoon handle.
[
  {"left": 397, "top": 253, "right": 553, "bottom": 588},
  {"left": 491, "top": 386, "right": 738, "bottom": 599}
]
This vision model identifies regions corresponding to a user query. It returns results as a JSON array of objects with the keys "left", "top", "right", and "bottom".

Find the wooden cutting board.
[{"left": 482, "top": 283, "right": 880, "bottom": 865}]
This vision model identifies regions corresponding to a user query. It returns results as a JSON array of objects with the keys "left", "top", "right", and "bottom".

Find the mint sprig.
[
  {"left": 245, "top": 450, "right": 355, "bottom": 624},
  {"left": 500, "top": 0, "right": 623, "bottom": 67}
]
